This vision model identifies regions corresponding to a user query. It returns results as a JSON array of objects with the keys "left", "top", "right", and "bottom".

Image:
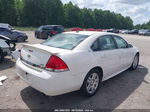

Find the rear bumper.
[{"left": 16, "top": 59, "right": 80, "bottom": 96}]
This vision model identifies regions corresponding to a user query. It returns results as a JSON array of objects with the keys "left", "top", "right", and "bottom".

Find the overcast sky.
[{"left": 61, "top": 0, "right": 150, "bottom": 25}]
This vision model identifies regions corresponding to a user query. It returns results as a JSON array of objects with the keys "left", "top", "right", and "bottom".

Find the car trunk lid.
[{"left": 20, "top": 44, "right": 69, "bottom": 69}]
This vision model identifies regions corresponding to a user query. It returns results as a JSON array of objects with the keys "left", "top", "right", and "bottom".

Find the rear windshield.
[
  {"left": 42, "top": 33, "right": 89, "bottom": 50},
  {"left": 38, "top": 26, "right": 53, "bottom": 30}
]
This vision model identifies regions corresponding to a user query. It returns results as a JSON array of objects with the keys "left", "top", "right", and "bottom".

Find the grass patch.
[{"left": 14, "top": 27, "right": 71, "bottom": 31}]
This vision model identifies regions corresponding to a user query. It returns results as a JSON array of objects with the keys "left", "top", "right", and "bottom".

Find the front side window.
[
  {"left": 42, "top": 33, "right": 88, "bottom": 50},
  {"left": 99, "top": 35, "right": 116, "bottom": 50},
  {"left": 113, "top": 36, "right": 128, "bottom": 48}
]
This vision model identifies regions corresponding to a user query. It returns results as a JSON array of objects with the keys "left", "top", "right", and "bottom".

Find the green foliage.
[
  {"left": 81, "top": 8, "right": 95, "bottom": 28},
  {"left": 0, "top": 0, "right": 17, "bottom": 25},
  {"left": 0, "top": 0, "right": 134, "bottom": 29},
  {"left": 21, "top": 0, "right": 46, "bottom": 26},
  {"left": 135, "top": 21, "right": 150, "bottom": 29},
  {"left": 63, "top": 2, "right": 82, "bottom": 27}
]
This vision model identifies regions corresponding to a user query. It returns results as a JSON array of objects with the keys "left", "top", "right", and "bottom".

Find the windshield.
[{"left": 42, "top": 33, "right": 89, "bottom": 50}]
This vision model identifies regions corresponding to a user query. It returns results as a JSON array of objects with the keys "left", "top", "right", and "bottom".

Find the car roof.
[
  {"left": 0, "top": 23, "right": 9, "bottom": 27},
  {"left": 0, "top": 27, "right": 7, "bottom": 29},
  {"left": 41, "top": 25, "right": 62, "bottom": 27},
  {"left": 64, "top": 31, "right": 115, "bottom": 36},
  {"left": 0, "top": 23, "right": 9, "bottom": 25}
]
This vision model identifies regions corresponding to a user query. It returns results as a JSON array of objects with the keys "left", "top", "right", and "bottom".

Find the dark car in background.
[
  {"left": 0, "top": 23, "right": 28, "bottom": 42},
  {"left": 128, "top": 29, "right": 139, "bottom": 34},
  {"left": 35, "top": 25, "right": 64, "bottom": 39}
]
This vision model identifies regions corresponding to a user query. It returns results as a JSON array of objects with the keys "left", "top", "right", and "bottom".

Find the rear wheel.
[
  {"left": 130, "top": 54, "right": 139, "bottom": 70},
  {"left": 80, "top": 69, "right": 102, "bottom": 97}
]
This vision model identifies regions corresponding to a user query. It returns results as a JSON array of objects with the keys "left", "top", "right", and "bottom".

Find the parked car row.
[
  {"left": 138, "top": 29, "right": 150, "bottom": 36},
  {"left": 34, "top": 25, "right": 150, "bottom": 40},
  {"left": 120, "top": 29, "right": 150, "bottom": 36},
  {"left": 70, "top": 27, "right": 150, "bottom": 36}
]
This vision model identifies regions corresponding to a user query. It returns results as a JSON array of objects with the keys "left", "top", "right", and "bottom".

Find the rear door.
[
  {"left": 113, "top": 35, "right": 134, "bottom": 70},
  {"left": 91, "top": 35, "right": 121, "bottom": 80}
]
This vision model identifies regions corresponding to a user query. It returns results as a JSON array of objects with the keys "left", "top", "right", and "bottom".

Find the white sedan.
[{"left": 16, "top": 31, "right": 139, "bottom": 96}]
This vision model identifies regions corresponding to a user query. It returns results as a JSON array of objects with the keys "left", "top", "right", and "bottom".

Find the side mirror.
[{"left": 128, "top": 44, "right": 133, "bottom": 48}]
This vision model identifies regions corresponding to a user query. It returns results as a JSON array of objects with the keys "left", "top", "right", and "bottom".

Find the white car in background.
[{"left": 16, "top": 31, "right": 139, "bottom": 97}]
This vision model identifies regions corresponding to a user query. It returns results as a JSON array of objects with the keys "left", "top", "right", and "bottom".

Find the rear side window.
[
  {"left": 57, "top": 26, "right": 64, "bottom": 32},
  {"left": 91, "top": 35, "right": 117, "bottom": 51},
  {"left": 113, "top": 36, "right": 128, "bottom": 48},
  {"left": 91, "top": 39, "right": 99, "bottom": 51},
  {"left": 42, "top": 33, "right": 88, "bottom": 50},
  {"left": 99, "top": 35, "right": 116, "bottom": 50}
]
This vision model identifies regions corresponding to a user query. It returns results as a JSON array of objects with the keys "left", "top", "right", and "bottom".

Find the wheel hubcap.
[
  {"left": 86, "top": 73, "right": 99, "bottom": 94},
  {"left": 133, "top": 56, "right": 138, "bottom": 69}
]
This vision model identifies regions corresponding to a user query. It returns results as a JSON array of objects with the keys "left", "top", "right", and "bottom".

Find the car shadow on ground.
[
  {"left": 20, "top": 65, "right": 148, "bottom": 110},
  {"left": 0, "top": 57, "right": 15, "bottom": 71}
]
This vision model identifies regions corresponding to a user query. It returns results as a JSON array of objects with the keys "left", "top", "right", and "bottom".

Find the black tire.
[
  {"left": 80, "top": 69, "right": 102, "bottom": 97},
  {"left": 35, "top": 34, "right": 39, "bottom": 38},
  {"left": 130, "top": 54, "right": 139, "bottom": 70},
  {"left": 17, "top": 36, "right": 25, "bottom": 42},
  {"left": 0, "top": 50, "right": 4, "bottom": 63}
]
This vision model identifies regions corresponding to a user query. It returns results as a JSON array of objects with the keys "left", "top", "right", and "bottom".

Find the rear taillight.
[
  {"left": 51, "top": 30, "right": 56, "bottom": 35},
  {"left": 45, "top": 55, "right": 69, "bottom": 72}
]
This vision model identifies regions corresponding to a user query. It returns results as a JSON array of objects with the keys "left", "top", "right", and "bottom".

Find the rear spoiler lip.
[{"left": 21, "top": 44, "right": 59, "bottom": 55}]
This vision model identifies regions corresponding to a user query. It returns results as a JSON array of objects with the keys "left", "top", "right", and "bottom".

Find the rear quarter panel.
[{"left": 58, "top": 51, "right": 103, "bottom": 88}]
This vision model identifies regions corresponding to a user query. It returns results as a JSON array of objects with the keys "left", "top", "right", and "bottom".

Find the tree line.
[
  {"left": 0, "top": 0, "right": 134, "bottom": 29},
  {"left": 135, "top": 21, "right": 150, "bottom": 29}
]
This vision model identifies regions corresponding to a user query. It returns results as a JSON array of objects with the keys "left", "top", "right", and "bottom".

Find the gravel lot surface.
[{"left": 0, "top": 31, "right": 150, "bottom": 110}]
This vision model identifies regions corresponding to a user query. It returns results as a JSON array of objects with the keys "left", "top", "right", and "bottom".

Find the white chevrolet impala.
[{"left": 16, "top": 31, "right": 139, "bottom": 96}]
